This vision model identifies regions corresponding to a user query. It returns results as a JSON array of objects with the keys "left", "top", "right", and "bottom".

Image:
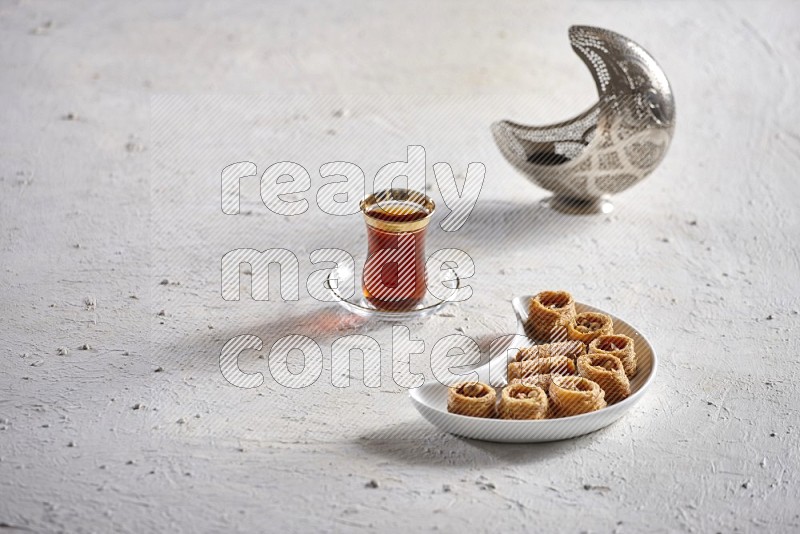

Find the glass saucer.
[{"left": 325, "top": 263, "right": 461, "bottom": 321}]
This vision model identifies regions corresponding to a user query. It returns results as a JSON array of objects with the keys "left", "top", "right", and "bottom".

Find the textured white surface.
[{"left": 2, "top": 1, "right": 800, "bottom": 532}]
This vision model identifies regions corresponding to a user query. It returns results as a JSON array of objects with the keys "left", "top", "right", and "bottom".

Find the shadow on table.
[
  {"left": 152, "top": 199, "right": 600, "bottom": 373},
  {"left": 152, "top": 305, "right": 370, "bottom": 373},
  {"left": 427, "top": 198, "right": 600, "bottom": 253},
  {"left": 352, "top": 419, "right": 605, "bottom": 467}
]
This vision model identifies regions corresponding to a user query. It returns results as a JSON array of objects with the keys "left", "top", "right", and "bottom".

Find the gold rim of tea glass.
[{"left": 360, "top": 189, "right": 435, "bottom": 233}]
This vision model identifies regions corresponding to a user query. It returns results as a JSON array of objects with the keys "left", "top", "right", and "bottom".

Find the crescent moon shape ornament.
[{"left": 492, "top": 26, "right": 675, "bottom": 213}]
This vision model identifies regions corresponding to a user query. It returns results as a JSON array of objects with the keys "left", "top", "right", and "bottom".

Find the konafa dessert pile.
[{"left": 447, "top": 290, "right": 638, "bottom": 420}]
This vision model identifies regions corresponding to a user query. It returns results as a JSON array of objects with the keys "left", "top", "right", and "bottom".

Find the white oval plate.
[{"left": 409, "top": 296, "right": 658, "bottom": 442}]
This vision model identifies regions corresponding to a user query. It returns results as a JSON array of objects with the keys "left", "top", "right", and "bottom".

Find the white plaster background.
[{"left": 1, "top": 1, "right": 799, "bottom": 532}]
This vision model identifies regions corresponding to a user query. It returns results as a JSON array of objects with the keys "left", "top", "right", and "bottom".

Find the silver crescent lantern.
[{"left": 492, "top": 25, "right": 675, "bottom": 213}]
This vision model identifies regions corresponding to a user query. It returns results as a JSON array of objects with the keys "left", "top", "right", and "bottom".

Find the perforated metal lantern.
[{"left": 492, "top": 25, "right": 675, "bottom": 213}]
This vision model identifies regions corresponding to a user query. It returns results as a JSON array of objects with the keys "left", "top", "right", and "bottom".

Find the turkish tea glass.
[{"left": 360, "top": 189, "right": 435, "bottom": 312}]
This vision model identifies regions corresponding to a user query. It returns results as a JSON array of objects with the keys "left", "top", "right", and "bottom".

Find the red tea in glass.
[{"left": 360, "top": 189, "right": 435, "bottom": 311}]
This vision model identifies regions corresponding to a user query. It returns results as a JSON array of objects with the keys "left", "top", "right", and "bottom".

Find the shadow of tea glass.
[{"left": 360, "top": 189, "right": 435, "bottom": 311}]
